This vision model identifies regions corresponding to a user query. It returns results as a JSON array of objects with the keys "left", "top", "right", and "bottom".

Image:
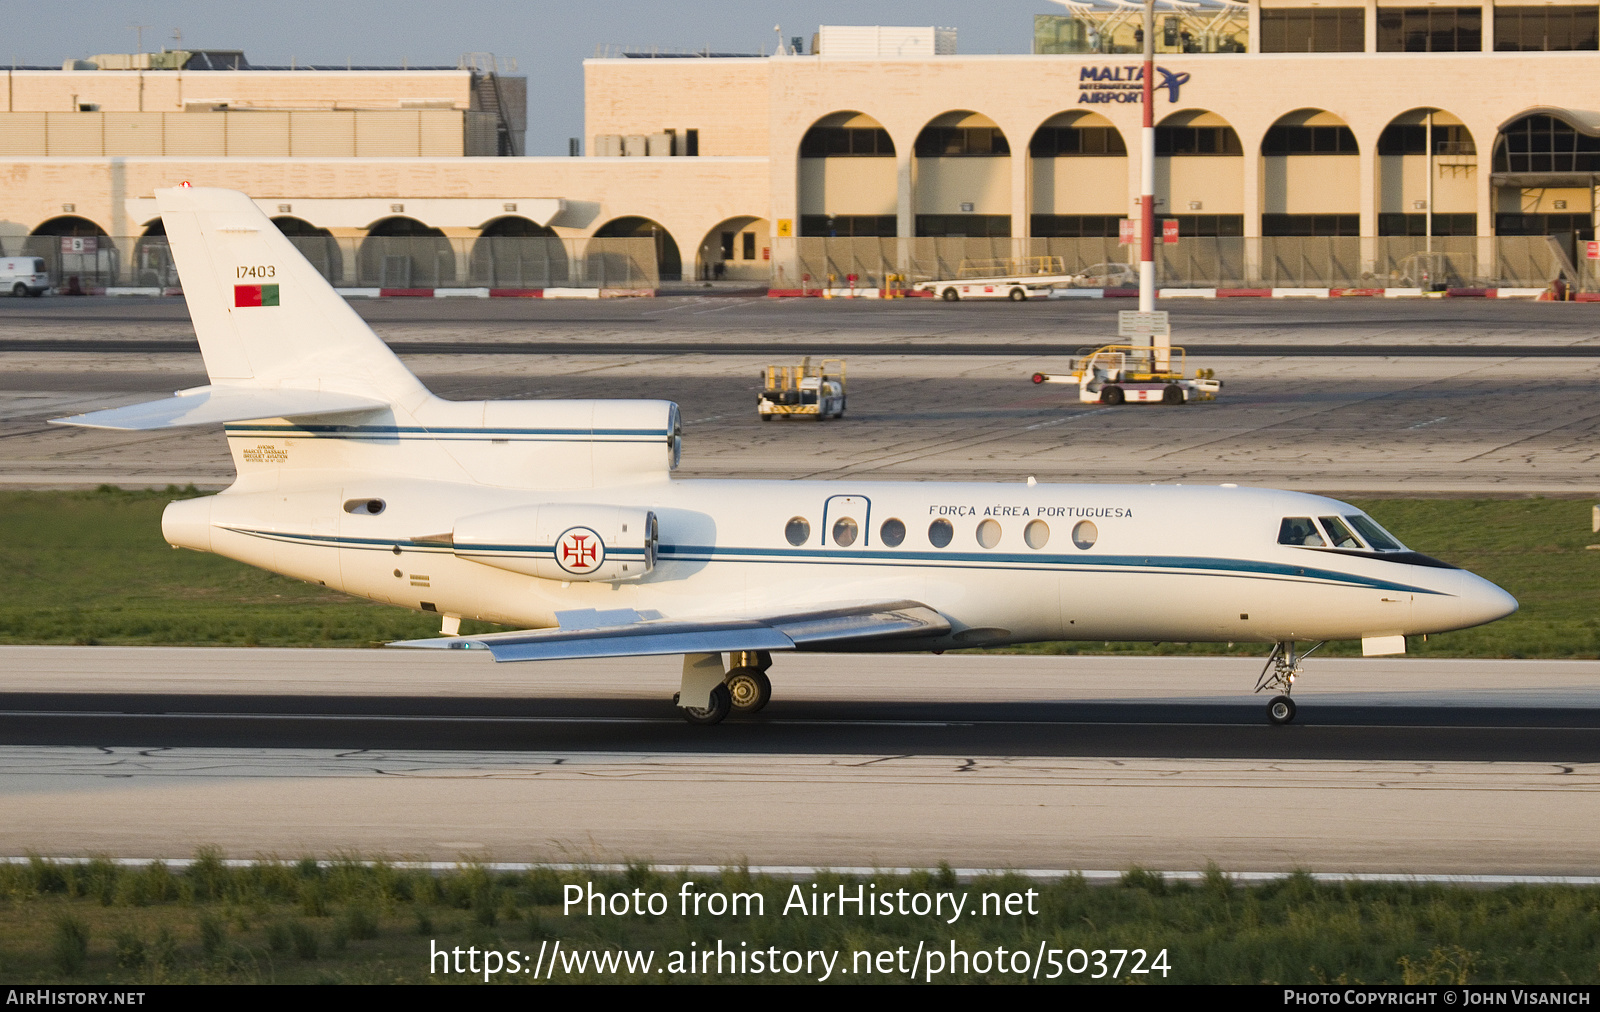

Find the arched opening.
[
  {"left": 1493, "top": 111, "right": 1599, "bottom": 263},
  {"left": 27, "top": 216, "right": 115, "bottom": 290},
  {"left": 132, "top": 218, "right": 176, "bottom": 287},
  {"left": 1261, "top": 109, "right": 1360, "bottom": 237},
  {"left": 358, "top": 216, "right": 454, "bottom": 288},
  {"left": 1156, "top": 109, "right": 1244, "bottom": 238},
  {"left": 913, "top": 111, "right": 1011, "bottom": 238},
  {"left": 1030, "top": 111, "right": 1128, "bottom": 240},
  {"left": 1372, "top": 109, "right": 1479, "bottom": 286},
  {"left": 695, "top": 216, "right": 771, "bottom": 282},
  {"left": 798, "top": 111, "right": 897, "bottom": 238},
  {"left": 592, "top": 216, "right": 681, "bottom": 283},
  {"left": 272, "top": 216, "right": 343, "bottom": 283},
  {"left": 470, "top": 216, "right": 568, "bottom": 287}
]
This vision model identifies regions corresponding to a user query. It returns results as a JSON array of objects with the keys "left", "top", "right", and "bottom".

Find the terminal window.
[
  {"left": 1376, "top": 7, "right": 1482, "bottom": 52},
  {"left": 1156, "top": 126, "right": 1243, "bottom": 156},
  {"left": 1494, "top": 5, "right": 1599, "bottom": 51},
  {"left": 1262, "top": 125, "right": 1358, "bottom": 155},
  {"left": 1493, "top": 114, "right": 1600, "bottom": 173},
  {"left": 1378, "top": 213, "right": 1477, "bottom": 236},
  {"left": 1171, "top": 215, "right": 1244, "bottom": 238},
  {"left": 799, "top": 215, "right": 897, "bottom": 238},
  {"left": 799, "top": 127, "right": 895, "bottom": 157},
  {"left": 1030, "top": 126, "right": 1127, "bottom": 157},
  {"left": 914, "top": 127, "right": 1011, "bottom": 157},
  {"left": 1495, "top": 213, "right": 1593, "bottom": 237},
  {"left": 1377, "top": 123, "right": 1476, "bottom": 156},
  {"left": 1262, "top": 214, "right": 1360, "bottom": 237},
  {"left": 1030, "top": 215, "right": 1124, "bottom": 238},
  {"left": 915, "top": 215, "right": 1011, "bottom": 237},
  {"left": 1259, "top": 8, "right": 1365, "bottom": 52}
]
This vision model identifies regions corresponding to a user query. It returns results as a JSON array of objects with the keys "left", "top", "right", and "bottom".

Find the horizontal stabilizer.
[
  {"left": 48, "top": 385, "right": 388, "bottom": 430},
  {"left": 390, "top": 601, "right": 950, "bottom": 662}
]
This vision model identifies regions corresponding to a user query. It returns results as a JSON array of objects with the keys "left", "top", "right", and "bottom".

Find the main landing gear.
[
  {"left": 1254, "top": 641, "right": 1324, "bottom": 725},
  {"left": 674, "top": 650, "right": 774, "bottom": 724}
]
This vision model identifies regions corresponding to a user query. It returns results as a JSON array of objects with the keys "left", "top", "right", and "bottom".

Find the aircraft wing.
[
  {"left": 390, "top": 600, "right": 951, "bottom": 662},
  {"left": 49, "top": 385, "right": 387, "bottom": 430}
]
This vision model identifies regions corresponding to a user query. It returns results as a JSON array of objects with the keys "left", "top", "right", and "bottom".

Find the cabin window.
[
  {"left": 784, "top": 516, "right": 810, "bottom": 546},
  {"left": 928, "top": 518, "right": 954, "bottom": 548},
  {"left": 832, "top": 517, "right": 859, "bottom": 547},
  {"left": 344, "top": 498, "right": 385, "bottom": 515},
  {"left": 1346, "top": 514, "right": 1403, "bottom": 551},
  {"left": 879, "top": 517, "right": 906, "bottom": 547},
  {"left": 1278, "top": 517, "right": 1324, "bottom": 546},
  {"left": 1072, "top": 520, "right": 1098, "bottom": 549},
  {"left": 1024, "top": 519, "right": 1050, "bottom": 549},
  {"left": 1318, "top": 516, "right": 1363, "bottom": 549},
  {"left": 976, "top": 519, "right": 1002, "bottom": 548}
]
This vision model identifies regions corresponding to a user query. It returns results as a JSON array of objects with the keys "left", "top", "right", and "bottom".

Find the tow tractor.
[
  {"left": 1030, "top": 344, "right": 1221, "bottom": 405},
  {"left": 912, "top": 256, "right": 1077, "bottom": 302},
  {"left": 759, "top": 357, "right": 846, "bottom": 420}
]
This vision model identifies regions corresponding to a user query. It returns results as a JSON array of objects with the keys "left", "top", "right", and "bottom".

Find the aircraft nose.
[{"left": 1458, "top": 574, "right": 1518, "bottom": 629}]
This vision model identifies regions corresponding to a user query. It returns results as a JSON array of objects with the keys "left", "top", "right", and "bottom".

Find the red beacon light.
[{"left": 179, "top": 180, "right": 192, "bottom": 188}]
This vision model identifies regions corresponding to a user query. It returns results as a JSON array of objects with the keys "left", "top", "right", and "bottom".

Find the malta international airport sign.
[{"left": 1078, "top": 65, "right": 1190, "bottom": 104}]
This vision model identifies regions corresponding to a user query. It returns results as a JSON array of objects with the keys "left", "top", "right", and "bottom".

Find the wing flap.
[
  {"left": 390, "top": 600, "right": 950, "bottom": 662},
  {"left": 49, "top": 385, "right": 387, "bottom": 430}
]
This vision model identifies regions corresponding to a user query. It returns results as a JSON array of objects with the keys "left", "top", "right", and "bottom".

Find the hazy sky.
[{"left": 22, "top": 2, "right": 1052, "bottom": 154}]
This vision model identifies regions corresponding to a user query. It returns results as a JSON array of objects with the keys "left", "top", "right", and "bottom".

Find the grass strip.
[
  {"left": 0, "top": 852, "right": 1595, "bottom": 984},
  {"left": 1, "top": 488, "right": 1594, "bottom": 657}
]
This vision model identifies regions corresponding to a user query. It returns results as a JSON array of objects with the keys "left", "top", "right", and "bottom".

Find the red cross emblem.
[{"left": 555, "top": 526, "right": 605, "bottom": 574}]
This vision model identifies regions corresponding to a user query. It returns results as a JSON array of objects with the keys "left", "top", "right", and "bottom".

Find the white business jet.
[{"left": 53, "top": 187, "right": 1517, "bottom": 725}]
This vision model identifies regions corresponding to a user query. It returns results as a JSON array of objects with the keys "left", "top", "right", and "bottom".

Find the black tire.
[
  {"left": 11, "top": 284, "right": 25, "bottom": 298},
  {"left": 1267, "top": 695, "right": 1296, "bottom": 725},
  {"left": 760, "top": 413, "right": 772, "bottom": 421},
  {"left": 725, "top": 668, "right": 772, "bottom": 713},
  {"left": 1100, "top": 386, "right": 1125, "bottom": 406},
  {"left": 1162, "top": 384, "right": 1185, "bottom": 405},
  {"left": 681, "top": 683, "right": 732, "bottom": 725},
  {"left": 1008, "top": 287, "right": 1026, "bottom": 302},
  {"left": 941, "top": 288, "right": 959, "bottom": 302}
]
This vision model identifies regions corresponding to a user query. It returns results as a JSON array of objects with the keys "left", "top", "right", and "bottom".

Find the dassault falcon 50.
[{"left": 54, "top": 186, "right": 1518, "bottom": 725}]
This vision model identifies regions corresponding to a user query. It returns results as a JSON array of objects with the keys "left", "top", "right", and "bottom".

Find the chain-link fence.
[
  {"left": 793, "top": 236, "right": 1584, "bottom": 290},
  {"left": 0, "top": 235, "right": 660, "bottom": 291}
]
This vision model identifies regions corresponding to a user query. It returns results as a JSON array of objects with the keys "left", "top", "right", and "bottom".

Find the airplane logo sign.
[{"left": 556, "top": 527, "right": 605, "bottom": 574}]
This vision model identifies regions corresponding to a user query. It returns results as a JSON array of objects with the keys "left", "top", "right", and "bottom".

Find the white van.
[{"left": 0, "top": 257, "right": 50, "bottom": 296}]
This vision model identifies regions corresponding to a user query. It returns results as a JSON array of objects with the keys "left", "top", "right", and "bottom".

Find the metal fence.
[
  {"left": 793, "top": 236, "right": 1586, "bottom": 290},
  {"left": 0, "top": 235, "right": 660, "bottom": 290}
]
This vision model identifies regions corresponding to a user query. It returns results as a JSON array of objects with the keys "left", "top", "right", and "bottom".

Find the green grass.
[
  {"left": 1, "top": 488, "right": 1595, "bottom": 657},
  {"left": 0, "top": 854, "right": 1595, "bottom": 984}
]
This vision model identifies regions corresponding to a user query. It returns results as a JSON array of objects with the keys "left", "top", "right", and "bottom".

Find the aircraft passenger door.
[{"left": 821, "top": 495, "right": 871, "bottom": 548}]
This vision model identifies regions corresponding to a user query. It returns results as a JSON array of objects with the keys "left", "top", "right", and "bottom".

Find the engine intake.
[{"left": 451, "top": 504, "right": 658, "bottom": 582}]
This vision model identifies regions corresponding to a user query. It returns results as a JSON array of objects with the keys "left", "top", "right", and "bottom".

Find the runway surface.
[{"left": 2, "top": 647, "right": 1596, "bottom": 873}]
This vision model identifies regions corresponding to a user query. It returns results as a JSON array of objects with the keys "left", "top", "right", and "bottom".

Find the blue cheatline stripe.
[
  {"left": 219, "top": 527, "right": 1441, "bottom": 594},
  {"left": 222, "top": 423, "right": 667, "bottom": 438}
]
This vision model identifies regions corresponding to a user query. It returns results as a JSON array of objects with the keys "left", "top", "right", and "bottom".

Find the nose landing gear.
[{"left": 1255, "top": 641, "right": 1323, "bottom": 725}]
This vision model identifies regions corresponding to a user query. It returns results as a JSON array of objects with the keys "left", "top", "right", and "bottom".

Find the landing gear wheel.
[
  {"left": 1100, "top": 386, "right": 1125, "bottom": 406},
  {"left": 680, "top": 683, "right": 732, "bottom": 725},
  {"left": 1161, "top": 384, "right": 1185, "bottom": 405},
  {"left": 941, "top": 288, "right": 959, "bottom": 302},
  {"left": 1266, "top": 695, "right": 1297, "bottom": 725},
  {"left": 725, "top": 668, "right": 772, "bottom": 713},
  {"left": 1008, "top": 287, "right": 1026, "bottom": 302}
]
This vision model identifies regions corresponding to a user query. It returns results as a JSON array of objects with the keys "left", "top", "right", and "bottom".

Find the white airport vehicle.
[
  {"left": 53, "top": 187, "right": 1518, "bottom": 726},
  {"left": 1031, "top": 344, "right": 1222, "bottom": 405},
  {"left": 1, "top": 256, "right": 49, "bottom": 297},
  {"left": 758, "top": 358, "right": 846, "bottom": 420},
  {"left": 913, "top": 255, "right": 1077, "bottom": 301}
]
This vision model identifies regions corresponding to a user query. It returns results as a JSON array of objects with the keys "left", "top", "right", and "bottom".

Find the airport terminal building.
[{"left": 3, "top": 5, "right": 1600, "bottom": 289}]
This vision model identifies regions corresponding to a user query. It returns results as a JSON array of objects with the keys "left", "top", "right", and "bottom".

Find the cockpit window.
[
  {"left": 1346, "top": 514, "right": 1403, "bottom": 551},
  {"left": 1278, "top": 517, "right": 1324, "bottom": 547},
  {"left": 1318, "top": 516, "right": 1363, "bottom": 549}
]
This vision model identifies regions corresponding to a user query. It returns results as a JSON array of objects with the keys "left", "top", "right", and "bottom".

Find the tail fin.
[{"left": 158, "top": 185, "right": 426, "bottom": 406}]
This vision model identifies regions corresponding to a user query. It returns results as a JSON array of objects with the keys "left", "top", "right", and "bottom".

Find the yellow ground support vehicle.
[
  {"left": 759, "top": 357, "right": 846, "bottom": 420},
  {"left": 1029, "top": 344, "right": 1222, "bottom": 405}
]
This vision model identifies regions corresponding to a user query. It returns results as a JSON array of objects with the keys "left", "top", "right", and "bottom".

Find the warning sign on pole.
[
  {"left": 1162, "top": 219, "right": 1179, "bottom": 244},
  {"left": 1118, "top": 219, "right": 1137, "bottom": 246},
  {"left": 1587, "top": 240, "right": 1599, "bottom": 260},
  {"left": 1118, "top": 310, "right": 1170, "bottom": 339}
]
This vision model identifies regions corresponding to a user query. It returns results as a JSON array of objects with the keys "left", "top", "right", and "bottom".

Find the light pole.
[{"left": 1139, "top": 0, "right": 1156, "bottom": 315}]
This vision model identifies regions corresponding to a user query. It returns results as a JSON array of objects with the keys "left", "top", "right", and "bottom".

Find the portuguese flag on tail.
[{"left": 234, "top": 284, "right": 280, "bottom": 307}]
